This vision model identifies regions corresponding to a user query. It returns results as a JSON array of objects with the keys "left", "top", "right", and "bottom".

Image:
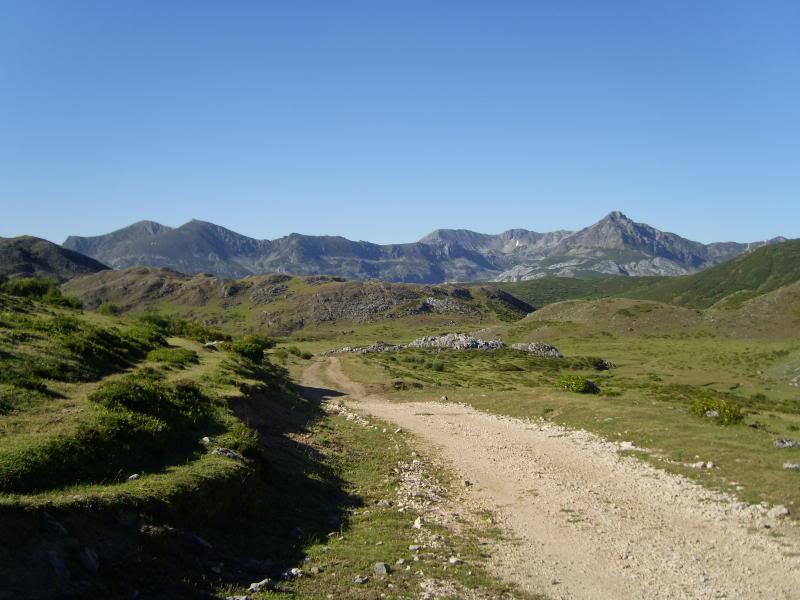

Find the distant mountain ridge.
[{"left": 63, "top": 212, "right": 786, "bottom": 283}]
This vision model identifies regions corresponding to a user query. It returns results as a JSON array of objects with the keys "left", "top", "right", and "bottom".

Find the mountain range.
[{"left": 62, "top": 212, "right": 786, "bottom": 283}]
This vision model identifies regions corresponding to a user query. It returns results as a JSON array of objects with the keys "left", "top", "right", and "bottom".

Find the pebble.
[
  {"left": 374, "top": 562, "right": 391, "bottom": 576},
  {"left": 352, "top": 575, "right": 369, "bottom": 584}
]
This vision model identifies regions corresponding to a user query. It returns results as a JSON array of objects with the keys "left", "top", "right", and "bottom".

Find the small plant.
[
  {"left": 558, "top": 375, "right": 599, "bottom": 394},
  {"left": 691, "top": 397, "right": 744, "bottom": 425}
]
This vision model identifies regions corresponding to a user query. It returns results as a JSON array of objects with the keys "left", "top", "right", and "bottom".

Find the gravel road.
[{"left": 304, "top": 358, "right": 800, "bottom": 599}]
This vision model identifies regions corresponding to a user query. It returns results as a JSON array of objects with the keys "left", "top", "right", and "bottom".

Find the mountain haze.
[{"left": 63, "top": 213, "right": 785, "bottom": 283}]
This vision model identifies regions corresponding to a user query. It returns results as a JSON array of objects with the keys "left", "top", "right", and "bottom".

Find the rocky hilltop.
[{"left": 63, "top": 213, "right": 785, "bottom": 283}]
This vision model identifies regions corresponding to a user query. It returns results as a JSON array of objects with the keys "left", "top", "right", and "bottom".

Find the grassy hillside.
[
  {"left": 625, "top": 238, "right": 800, "bottom": 308},
  {"left": 0, "top": 291, "right": 526, "bottom": 599},
  {"left": 494, "top": 275, "right": 665, "bottom": 308},
  {"left": 62, "top": 267, "right": 534, "bottom": 338},
  {"left": 0, "top": 236, "right": 108, "bottom": 281},
  {"left": 493, "top": 239, "right": 800, "bottom": 310}
]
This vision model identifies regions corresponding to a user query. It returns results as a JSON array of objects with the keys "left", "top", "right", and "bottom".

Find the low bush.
[
  {"left": 147, "top": 347, "right": 200, "bottom": 367},
  {"left": 558, "top": 375, "right": 600, "bottom": 394},
  {"left": 691, "top": 397, "right": 744, "bottom": 425},
  {"left": 1, "top": 277, "right": 82, "bottom": 308},
  {"left": 98, "top": 301, "right": 121, "bottom": 315},
  {"left": 0, "top": 378, "right": 222, "bottom": 493},
  {"left": 228, "top": 335, "right": 275, "bottom": 363},
  {"left": 138, "top": 312, "right": 229, "bottom": 343}
]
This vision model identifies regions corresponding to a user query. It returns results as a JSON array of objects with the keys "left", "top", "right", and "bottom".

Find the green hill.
[
  {"left": 629, "top": 238, "right": 800, "bottom": 308},
  {"left": 494, "top": 275, "right": 665, "bottom": 308},
  {"left": 495, "top": 239, "right": 800, "bottom": 310}
]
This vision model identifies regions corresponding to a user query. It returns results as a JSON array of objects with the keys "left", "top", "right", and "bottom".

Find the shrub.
[
  {"left": 125, "top": 323, "right": 168, "bottom": 347},
  {"left": 558, "top": 375, "right": 599, "bottom": 394},
  {"left": 89, "top": 378, "right": 212, "bottom": 424},
  {"left": 228, "top": 335, "right": 275, "bottom": 363},
  {"left": 147, "top": 347, "right": 199, "bottom": 367},
  {"left": 691, "top": 397, "right": 744, "bottom": 425},
  {"left": 300, "top": 351, "right": 314, "bottom": 360},
  {"left": 1, "top": 277, "right": 82, "bottom": 308},
  {"left": 98, "top": 302, "right": 121, "bottom": 315},
  {"left": 1, "top": 277, "right": 52, "bottom": 298},
  {"left": 138, "top": 312, "right": 229, "bottom": 343}
]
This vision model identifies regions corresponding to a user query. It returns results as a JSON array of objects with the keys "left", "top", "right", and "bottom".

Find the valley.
[{"left": 1, "top": 233, "right": 799, "bottom": 599}]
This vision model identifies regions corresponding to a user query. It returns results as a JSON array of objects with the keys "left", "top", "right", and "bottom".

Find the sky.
[{"left": 0, "top": 1, "right": 798, "bottom": 245}]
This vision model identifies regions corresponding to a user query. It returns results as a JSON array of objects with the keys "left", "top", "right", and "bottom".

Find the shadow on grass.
[
  {"left": 0, "top": 378, "right": 360, "bottom": 599},
  {"left": 201, "top": 381, "right": 358, "bottom": 589}
]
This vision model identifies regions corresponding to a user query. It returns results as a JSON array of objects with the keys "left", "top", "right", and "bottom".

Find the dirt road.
[{"left": 303, "top": 358, "right": 800, "bottom": 600}]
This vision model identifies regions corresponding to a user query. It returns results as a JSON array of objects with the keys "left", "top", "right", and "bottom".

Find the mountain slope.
[
  {"left": 493, "top": 212, "right": 785, "bottom": 280},
  {"left": 63, "top": 213, "right": 785, "bottom": 283},
  {"left": 0, "top": 236, "right": 108, "bottom": 281},
  {"left": 62, "top": 267, "right": 534, "bottom": 334},
  {"left": 627, "top": 238, "right": 800, "bottom": 308}
]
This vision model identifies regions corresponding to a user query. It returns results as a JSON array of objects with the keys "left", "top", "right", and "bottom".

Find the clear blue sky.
[{"left": 1, "top": 1, "right": 798, "bottom": 245}]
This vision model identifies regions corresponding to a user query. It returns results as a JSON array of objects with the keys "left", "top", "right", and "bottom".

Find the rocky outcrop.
[
  {"left": 322, "top": 342, "right": 401, "bottom": 356},
  {"left": 406, "top": 333, "right": 505, "bottom": 351},
  {"left": 510, "top": 342, "right": 563, "bottom": 358}
]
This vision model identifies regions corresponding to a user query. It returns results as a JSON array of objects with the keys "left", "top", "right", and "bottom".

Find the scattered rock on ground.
[
  {"left": 775, "top": 438, "right": 800, "bottom": 449},
  {"left": 248, "top": 578, "right": 275, "bottom": 593},
  {"left": 212, "top": 447, "right": 245, "bottom": 461},
  {"left": 768, "top": 505, "right": 790, "bottom": 519},
  {"left": 783, "top": 462, "right": 800, "bottom": 471},
  {"left": 374, "top": 562, "right": 391, "bottom": 576},
  {"left": 352, "top": 575, "right": 369, "bottom": 584},
  {"left": 511, "top": 342, "right": 563, "bottom": 358}
]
